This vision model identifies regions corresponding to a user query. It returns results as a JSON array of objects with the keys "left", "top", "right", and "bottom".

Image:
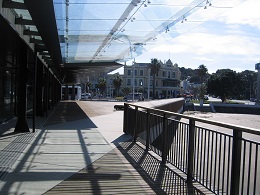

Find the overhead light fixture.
[
  {"left": 181, "top": 16, "right": 187, "bottom": 23},
  {"left": 204, "top": 0, "right": 212, "bottom": 9},
  {"left": 165, "top": 26, "right": 170, "bottom": 33}
]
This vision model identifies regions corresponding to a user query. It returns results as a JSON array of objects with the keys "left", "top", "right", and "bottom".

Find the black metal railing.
[{"left": 123, "top": 103, "right": 260, "bottom": 195}]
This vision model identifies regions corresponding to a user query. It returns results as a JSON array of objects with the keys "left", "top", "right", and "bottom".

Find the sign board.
[{"left": 256, "top": 63, "right": 260, "bottom": 70}]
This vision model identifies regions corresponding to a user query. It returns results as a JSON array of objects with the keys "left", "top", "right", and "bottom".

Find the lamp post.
[
  {"left": 147, "top": 67, "right": 150, "bottom": 100},
  {"left": 132, "top": 60, "right": 135, "bottom": 101},
  {"left": 255, "top": 63, "right": 260, "bottom": 104}
]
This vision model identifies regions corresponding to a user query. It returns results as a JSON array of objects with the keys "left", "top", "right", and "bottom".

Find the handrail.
[
  {"left": 125, "top": 102, "right": 260, "bottom": 135},
  {"left": 124, "top": 102, "right": 260, "bottom": 194}
]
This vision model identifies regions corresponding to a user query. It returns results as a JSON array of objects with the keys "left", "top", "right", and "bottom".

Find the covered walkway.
[{"left": 0, "top": 101, "right": 204, "bottom": 194}]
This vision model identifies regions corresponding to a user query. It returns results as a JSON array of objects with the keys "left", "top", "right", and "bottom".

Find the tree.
[
  {"left": 207, "top": 69, "right": 241, "bottom": 102},
  {"left": 149, "top": 58, "right": 161, "bottom": 99},
  {"left": 197, "top": 64, "right": 208, "bottom": 83},
  {"left": 86, "top": 81, "right": 91, "bottom": 93},
  {"left": 121, "top": 87, "right": 131, "bottom": 97},
  {"left": 112, "top": 73, "right": 123, "bottom": 96},
  {"left": 198, "top": 84, "right": 207, "bottom": 106},
  {"left": 97, "top": 77, "right": 106, "bottom": 96},
  {"left": 238, "top": 70, "right": 257, "bottom": 99}
]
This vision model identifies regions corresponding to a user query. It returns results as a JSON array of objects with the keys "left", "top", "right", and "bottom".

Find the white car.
[{"left": 81, "top": 93, "right": 91, "bottom": 100}]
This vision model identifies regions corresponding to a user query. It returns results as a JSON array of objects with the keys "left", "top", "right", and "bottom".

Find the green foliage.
[
  {"left": 198, "top": 84, "right": 207, "bottom": 100},
  {"left": 86, "top": 81, "right": 91, "bottom": 92},
  {"left": 149, "top": 58, "right": 161, "bottom": 98},
  {"left": 207, "top": 69, "right": 241, "bottom": 102},
  {"left": 112, "top": 73, "right": 123, "bottom": 96},
  {"left": 238, "top": 70, "right": 257, "bottom": 99},
  {"left": 121, "top": 87, "right": 131, "bottom": 96},
  {"left": 149, "top": 58, "right": 161, "bottom": 75},
  {"left": 197, "top": 64, "right": 208, "bottom": 83},
  {"left": 179, "top": 66, "right": 210, "bottom": 84},
  {"left": 97, "top": 77, "right": 106, "bottom": 95}
]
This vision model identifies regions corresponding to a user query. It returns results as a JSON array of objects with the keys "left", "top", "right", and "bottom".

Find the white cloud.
[
  {"left": 193, "top": 57, "right": 216, "bottom": 62},
  {"left": 165, "top": 32, "right": 260, "bottom": 56},
  {"left": 217, "top": 0, "right": 260, "bottom": 29},
  {"left": 135, "top": 0, "right": 260, "bottom": 73}
]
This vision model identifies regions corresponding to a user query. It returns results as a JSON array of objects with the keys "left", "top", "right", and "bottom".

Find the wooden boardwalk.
[
  {"left": 0, "top": 101, "right": 211, "bottom": 194},
  {"left": 44, "top": 141, "right": 207, "bottom": 195}
]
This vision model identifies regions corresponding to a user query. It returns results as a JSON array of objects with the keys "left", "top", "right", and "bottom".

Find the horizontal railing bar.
[
  {"left": 241, "top": 138, "right": 260, "bottom": 145},
  {"left": 125, "top": 103, "right": 260, "bottom": 136}
]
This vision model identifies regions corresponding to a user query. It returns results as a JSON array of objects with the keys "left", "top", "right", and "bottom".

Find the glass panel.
[{"left": 53, "top": 0, "right": 247, "bottom": 63}]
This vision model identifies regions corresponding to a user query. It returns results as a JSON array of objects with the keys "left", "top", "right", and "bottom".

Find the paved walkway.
[
  {"left": 0, "top": 101, "right": 132, "bottom": 194},
  {"left": 0, "top": 100, "right": 208, "bottom": 194}
]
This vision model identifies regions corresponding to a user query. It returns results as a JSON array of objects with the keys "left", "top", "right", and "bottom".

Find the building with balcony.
[{"left": 123, "top": 59, "right": 181, "bottom": 99}]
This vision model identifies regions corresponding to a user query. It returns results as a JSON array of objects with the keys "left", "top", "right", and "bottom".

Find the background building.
[{"left": 123, "top": 59, "right": 181, "bottom": 99}]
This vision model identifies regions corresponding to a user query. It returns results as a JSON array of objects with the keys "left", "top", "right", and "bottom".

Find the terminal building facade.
[{"left": 0, "top": 8, "right": 61, "bottom": 126}]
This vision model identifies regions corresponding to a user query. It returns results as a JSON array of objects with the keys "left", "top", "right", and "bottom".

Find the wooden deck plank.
[
  {"left": 44, "top": 141, "right": 211, "bottom": 195},
  {"left": 44, "top": 147, "right": 158, "bottom": 195}
]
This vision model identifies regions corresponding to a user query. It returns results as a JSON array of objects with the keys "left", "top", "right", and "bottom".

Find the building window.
[
  {"left": 134, "top": 79, "right": 137, "bottom": 86},
  {"left": 168, "top": 71, "right": 170, "bottom": 78},
  {"left": 127, "top": 79, "right": 131, "bottom": 86},
  {"left": 172, "top": 72, "right": 176, "bottom": 78},
  {"left": 162, "top": 71, "right": 166, "bottom": 77},
  {"left": 135, "top": 69, "right": 137, "bottom": 76},
  {"left": 140, "top": 69, "right": 144, "bottom": 76},
  {"left": 163, "top": 80, "right": 179, "bottom": 87},
  {"left": 127, "top": 70, "right": 131, "bottom": 75},
  {"left": 139, "top": 79, "right": 143, "bottom": 86}
]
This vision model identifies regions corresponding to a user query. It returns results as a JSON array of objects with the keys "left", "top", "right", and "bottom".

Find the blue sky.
[{"left": 114, "top": 0, "right": 260, "bottom": 74}]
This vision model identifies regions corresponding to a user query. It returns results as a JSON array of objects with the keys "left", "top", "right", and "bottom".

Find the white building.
[{"left": 123, "top": 59, "right": 181, "bottom": 99}]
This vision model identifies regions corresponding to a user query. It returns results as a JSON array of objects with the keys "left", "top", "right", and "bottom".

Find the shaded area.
[
  {"left": 44, "top": 101, "right": 95, "bottom": 127},
  {"left": 0, "top": 101, "right": 105, "bottom": 194},
  {"left": 45, "top": 141, "right": 208, "bottom": 195},
  {"left": 117, "top": 142, "right": 208, "bottom": 195}
]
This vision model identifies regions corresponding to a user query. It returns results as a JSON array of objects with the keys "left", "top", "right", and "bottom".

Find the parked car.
[
  {"left": 81, "top": 93, "right": 91, "bottom": 100},
  {"left": 204, "top": 95, "right": 209, "bottom": 100}
]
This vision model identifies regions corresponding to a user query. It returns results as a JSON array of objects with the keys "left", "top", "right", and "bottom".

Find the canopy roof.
[{"left": 6, "top": 0, "right": 246, "bottom": 83}]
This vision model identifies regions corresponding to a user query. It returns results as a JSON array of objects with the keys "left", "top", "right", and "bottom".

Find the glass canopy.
[{"left": 52, "top": 0, "right": 246, "bottom": 64}]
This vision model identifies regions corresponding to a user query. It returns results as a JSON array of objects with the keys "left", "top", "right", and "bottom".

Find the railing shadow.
[
  {"left": 116, "top": 141, "right": 205, "bottom": 195},
  {"left": 0, "top": 101, "right": 120, "bottom": 194}
]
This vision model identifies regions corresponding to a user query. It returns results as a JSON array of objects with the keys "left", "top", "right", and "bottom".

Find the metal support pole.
[
  {"left": 230, "top": 130, "right": 242, "bottom": 195},
  {"left": 133, "top": 106, "right": 138, "bottom": 142},
  {"left": 123, "top": 103, "right": 128, "bottom": 134},
  {"left": 14, "top": 42, "right": 29, "bottom": 132},
  {"left": 145, "top": 109, "right": 150, "bottom": 151},
  {"left": 33, "top": 52, "right": 38, "bottom": 133},
  {"left": 161, "top": 113, "right": 168, "bottom": 164},
  {"left": 187, "top": 119, "right": 195, "bottom": 183},
  {"left": 132, "top": 60, "right": 135, "bottom": 101},
  {"left": 147, "top": 68, "right": 150, "bottom": 100}
]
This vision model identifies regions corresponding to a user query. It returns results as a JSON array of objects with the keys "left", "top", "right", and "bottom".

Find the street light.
[
  {"left": 132, "top": 60, "right": 135, "bottom": 101},
  {"left": 147, "top": 68, "right": 150, "bottom": 100}
]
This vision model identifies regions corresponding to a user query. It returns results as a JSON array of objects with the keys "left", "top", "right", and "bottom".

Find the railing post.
[
  {"left": 187, "top": 119, "right": 195, "bottom": 183},
  {"left": 123, "top": 103, "right": 128, "bottom": 134},
  {"left": 230, "top": 129, "right": 242, "bottom": 195},
  {"left": 133, "top": 106, "right": 138, "bottom": 142},
  {"left": 145, "top": 109, "right": 150, "bottom": 151},
  {"left": 161, "top": 113, "right": 167, "bottom": 164}
]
